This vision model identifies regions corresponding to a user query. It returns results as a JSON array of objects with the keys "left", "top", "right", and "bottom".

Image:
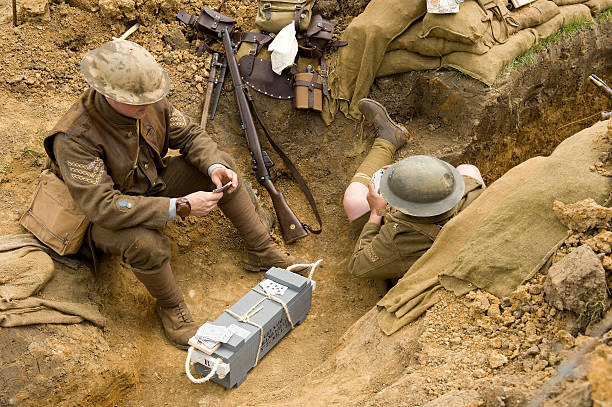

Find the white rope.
[
  {"left": 185, "top": 346, "right": 222, "bottom": 384},
  {"left": 252, "top": 288, "right": 295, "bottom": 328},
  {"left": 287, "top": 258, "right": 323, "bottom": 280},
  {"left": 225, "top": 303, "right": 266, "bottom": 367}
]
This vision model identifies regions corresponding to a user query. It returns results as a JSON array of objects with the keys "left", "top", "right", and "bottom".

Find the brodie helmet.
[
  {"left": 379, "top": 155, "right": 465, "bottom": 217},
  {"left": 80, "top": 39, "right": 170, "bottom": 105}
]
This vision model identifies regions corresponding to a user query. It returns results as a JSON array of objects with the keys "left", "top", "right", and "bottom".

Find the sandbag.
[
  {"left": 584, "top": 0, "right": 612, "bottom": 13},
  {"left": 421, "top": 1, "right": 491, "bottom": 44},
  {"left": 378, "top": 120, "right": 612, "bottom": 335},
  {"left": 0, "top": 234, "right": 53, "bottom": 301},
  {"left": 388, "top": 20, "right": 492, "bottom": 56},
  {"left": 553, "top": 0, "right": 587, "bottom": 6},
  {"left": 442, "top": 28, "right": 538, "bottom": 86},
  {"left": 0, "top": 233, "right": 106, "bottom": 328},
  {"left": 322, "top": 0, "right": 427, "bottom": 122},
  {"left": 510, "top": 0, "right": 561, "bottom": 29},
  {"left": 559, "top": 3, "right": 594, "bottom": 24},
  {"left": 376, "top": 50, "right": 441, "bottom": 77},
  {"left": 534, "top": 12, "right": 565, "bottom": 38}
]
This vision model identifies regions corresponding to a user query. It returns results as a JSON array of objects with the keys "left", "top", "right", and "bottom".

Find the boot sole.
[
  {"left": 244, "top": 263, "right": 267, "bottom": 272},
  {"left": 358, "top": 98, "right": 408, "bottom": 135}
]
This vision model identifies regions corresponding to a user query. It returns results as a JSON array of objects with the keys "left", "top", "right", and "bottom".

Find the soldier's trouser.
[
  {"left": 91, "top": 153, "right": 268, "bottom": 273},
  {"left": 349, "top": 138, "right": 396, "bottom": 186}
]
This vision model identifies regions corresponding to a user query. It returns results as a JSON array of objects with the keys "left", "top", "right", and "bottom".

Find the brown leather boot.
[
  {"left": 358, "top": 98, "right": 409, "bottom": 150},
  {"left": 220, "top": 184, "right": 308, "bottom": 272},
  {"left": 243, "top": 181, "right": 275, "bottom": 233},
  {"left": 132, "top": 264, "right": 199, "bottom": 350}
]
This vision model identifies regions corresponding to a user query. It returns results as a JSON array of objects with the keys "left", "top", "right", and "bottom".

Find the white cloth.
[{"left": 269, "top": 23, "right": 298, "bottom": 75}]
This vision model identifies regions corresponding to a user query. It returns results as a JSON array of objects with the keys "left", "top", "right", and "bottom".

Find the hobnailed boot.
[
  {"left": 220, "top": 184, "right": 308, "bottom": 272},
  {"left": 358, "top": 98, "right": 409, "bottom": 150},
  {"left": 132, "top": 264, "right": 198, "bottom": 350}
]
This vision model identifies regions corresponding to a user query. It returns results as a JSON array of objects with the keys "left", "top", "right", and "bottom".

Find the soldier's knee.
[{"left": 123, "top": 230, "right": 171, "bottom": 271}]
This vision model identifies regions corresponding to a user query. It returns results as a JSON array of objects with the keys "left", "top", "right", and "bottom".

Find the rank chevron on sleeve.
[{"left": 66, "top": 157, "right": 104, "bottom": 185}]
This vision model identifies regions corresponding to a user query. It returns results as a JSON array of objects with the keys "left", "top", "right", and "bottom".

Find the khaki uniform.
[
  {"left": 44, "top": 89, "right": 237, "bottom": 272},
  {"left": 349, "top": 176, "right": 484, "bottom": 280}
]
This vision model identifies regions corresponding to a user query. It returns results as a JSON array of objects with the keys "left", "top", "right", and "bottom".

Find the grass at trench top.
[{"left": 505, "top": 10, "right": 612, "bottom": 70}]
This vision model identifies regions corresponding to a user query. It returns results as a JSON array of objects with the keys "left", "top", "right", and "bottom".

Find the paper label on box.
[
  {"left": 259, "top": 279, "right": 288, "bottom": 296},
  {"left": 196, "top": 322, "right": 233, "bottom": 343},
  {"left": 228, "top": 324, "right": 250, "bottom": 339}
]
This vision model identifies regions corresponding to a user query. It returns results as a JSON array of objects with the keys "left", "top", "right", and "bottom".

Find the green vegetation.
[
  {"left": 446, "top": 67, "right": 471, "bottom": 80},
  {"left": 505, "top": 16, "right": 595, "bottom": 70},
  {"left": 578, "top": 294, "right": 609, "bottom": 327},
  {"left": 597, "top": 8, "right": 612, "bottom": 23}
]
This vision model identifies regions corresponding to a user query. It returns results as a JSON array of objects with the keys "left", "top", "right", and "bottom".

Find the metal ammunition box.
[{"left": 189, "top": 267, "right": 314, "bottom": 388}]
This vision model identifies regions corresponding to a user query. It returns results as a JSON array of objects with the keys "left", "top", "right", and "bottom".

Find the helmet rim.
[
  {"left": 380, "top": 155, "right": 465, "bottom": 217},
  {"left": 80, "top": 39, "right": 170, "bottom": 106}
]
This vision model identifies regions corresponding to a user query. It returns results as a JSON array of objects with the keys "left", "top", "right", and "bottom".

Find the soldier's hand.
[
  {"left": 184, "top": 191, "right": 223, "bottom": 217},
  {"left": 366, "top": 181, "right": 387, "bottom": 213},
  {"left": 210, "top": 167, "right": 238, "bottom": 194}
]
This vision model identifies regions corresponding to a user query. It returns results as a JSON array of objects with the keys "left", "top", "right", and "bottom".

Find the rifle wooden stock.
[
  {"left": 221, "top": 28, "right": 307, "bottom": 243},
  {"left": 262, "top": 179, "right": 308, "bottom": 242}
]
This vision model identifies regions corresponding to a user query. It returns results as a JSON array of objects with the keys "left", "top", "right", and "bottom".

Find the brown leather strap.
[
  {"left": 293, "top": 5, "right": 302, "bottom": 31},
  {"left": 320, "top": 56, "right": 328, "bottom": 96},
  {"left": 248, "top": 94, "right": 322, "bottom": 234}
]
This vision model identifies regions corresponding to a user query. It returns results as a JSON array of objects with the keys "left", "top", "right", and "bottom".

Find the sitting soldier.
[
  {"left": 43, "top": 39, "right": 304, "bottom": 349},
  {"left": 343, "top": 98, "right": 485, "bottom": 281}
]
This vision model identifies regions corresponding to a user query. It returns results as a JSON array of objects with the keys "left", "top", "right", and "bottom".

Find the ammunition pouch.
[
  {"left": 177, "top": 8, "right": 236, "bottom": 55},
  {"left": 298, "top": 14, "right": 334, "bottom": 59}
]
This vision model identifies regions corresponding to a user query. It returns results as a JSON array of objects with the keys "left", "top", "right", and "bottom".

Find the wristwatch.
[{"left": 176, "top": 197, "right": 191, "bottom": 218}]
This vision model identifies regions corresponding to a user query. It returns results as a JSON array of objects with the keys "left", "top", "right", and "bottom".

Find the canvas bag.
[
  {"left": 19, "top": 170, "right": 89, "bottom": 256},
  {"left": 256, "top": 0, "right": 315, "bottom": 34}
]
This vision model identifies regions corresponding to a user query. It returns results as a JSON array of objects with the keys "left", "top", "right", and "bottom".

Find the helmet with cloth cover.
[
  {"left": 80, "top": 39, "right": 170, "bottom": 105},
  {"left": 379, "top": 155, "right": 465, "bottom": 217}
]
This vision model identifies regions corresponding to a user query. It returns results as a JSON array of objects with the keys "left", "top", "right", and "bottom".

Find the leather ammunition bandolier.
[{"left": 44, "top": 89, "right": 170, "bottom": 193}]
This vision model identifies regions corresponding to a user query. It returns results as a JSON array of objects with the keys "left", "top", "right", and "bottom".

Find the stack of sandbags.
[
  {"left": 378, "top": 0, "right": 557, "bottom": 84},
  {"left": 535, "top": 3, "right": 593, "bottom": 39},
  {"left": 554, "top": 0, "right": 612, "bottom": 14},
  {"left": 377, "top": 0, "right": 605, "bottom": 86}
]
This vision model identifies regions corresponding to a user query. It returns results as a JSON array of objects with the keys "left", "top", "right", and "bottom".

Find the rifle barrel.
[
  {"left": 220, "top": 28, "right": 307, "bottom": 243},
  {"left": 589, "top": 74, "right": 612, "bottom": 101}
]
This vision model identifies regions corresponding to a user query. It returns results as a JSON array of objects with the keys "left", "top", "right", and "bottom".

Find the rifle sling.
[{"left": 248, "top": 95, "right": 322, "bottom": 234}]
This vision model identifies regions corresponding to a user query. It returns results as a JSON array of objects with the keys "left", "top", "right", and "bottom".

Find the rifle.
[
  {"left": 220, "top": 28, "right": 307, "bottom": 242},
  {"left": 589, "top": 74, "right": 612, "bottom": 121},
  {"left": 201, "top": 52, "right": 219, "bottom": 129}
]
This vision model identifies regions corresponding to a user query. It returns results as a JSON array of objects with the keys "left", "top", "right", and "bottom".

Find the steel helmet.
[
  {"left": 379, "top": 155, "right": 465, "bottom": 217},
  {"left": 80, "top": 39, "right": 170, "bottom": 105}
]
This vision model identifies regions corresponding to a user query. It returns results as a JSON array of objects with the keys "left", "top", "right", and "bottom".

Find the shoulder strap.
[
  {"left": 386, "top": 212, "right": 442, "bottom": 241},
  {"left": 248, "top": 94, "right": 322, "bottom": 234}
]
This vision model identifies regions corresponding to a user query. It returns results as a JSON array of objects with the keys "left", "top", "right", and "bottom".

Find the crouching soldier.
[
  {"left": 343, "top": 98, "right": 485, "bottom": 283},
  {"left": 43, "top": 39, "right": 305, "bottom": 349}
]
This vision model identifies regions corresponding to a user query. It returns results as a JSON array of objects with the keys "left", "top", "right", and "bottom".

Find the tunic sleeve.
[{"left": 53, "top": 134, "right": 170, "bottom": 230}]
